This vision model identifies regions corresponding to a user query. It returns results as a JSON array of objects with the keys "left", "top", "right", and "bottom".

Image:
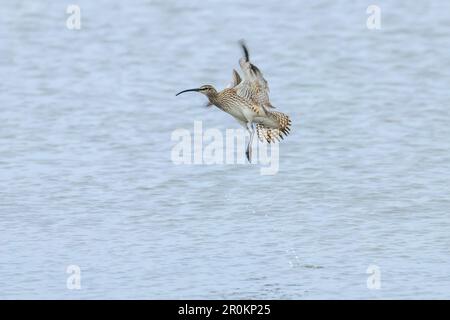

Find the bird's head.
[{"left": 176, "top": 85, "right": 217, "bottom": 98}]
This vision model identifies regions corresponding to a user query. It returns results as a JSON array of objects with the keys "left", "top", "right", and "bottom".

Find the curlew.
[{"left": 176, "top": 41, "right": 291, "bottom": 162}]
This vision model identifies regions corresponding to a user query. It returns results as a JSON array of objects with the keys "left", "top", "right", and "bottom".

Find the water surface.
[{"left": 1, "top": 0, "right": 450, "bottom": 299}]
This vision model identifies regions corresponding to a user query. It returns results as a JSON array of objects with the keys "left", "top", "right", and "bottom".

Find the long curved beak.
[{"left": 176, "top": 88, "right": 201, "bottom": 96}]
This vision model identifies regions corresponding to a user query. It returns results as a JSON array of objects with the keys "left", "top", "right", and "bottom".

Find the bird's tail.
[{"left": 256, "top": 111, "right": 291, "bottom": 143}]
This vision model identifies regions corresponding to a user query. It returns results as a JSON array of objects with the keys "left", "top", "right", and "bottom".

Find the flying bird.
[{"left": 176, "top": 41, "right": 291, "bottom": 162}]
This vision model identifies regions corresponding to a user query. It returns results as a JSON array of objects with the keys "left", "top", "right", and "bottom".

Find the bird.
[{"left": 176, "top": 41, "right": 291, "bottom": 162}]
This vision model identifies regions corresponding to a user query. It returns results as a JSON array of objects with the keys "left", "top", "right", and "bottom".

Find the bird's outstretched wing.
[
  {"left": 234, "top": 41, "right": 275, "bottom": 110},
  {"left": 227, "top": 69, "right": 242, "bottom": 88},
  {"left": 207, "top": 69, "right": 242, "bottom": 108}
]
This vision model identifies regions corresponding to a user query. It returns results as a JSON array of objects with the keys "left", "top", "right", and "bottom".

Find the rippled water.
[{"left": 1, "top": 0, "right": 450, "bottom": 299}]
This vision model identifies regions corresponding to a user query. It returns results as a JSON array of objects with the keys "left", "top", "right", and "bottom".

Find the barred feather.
[
  {"left": 235, "top": 41, "right": 274, "bottom": 111},
  {"left": 256, "top": 111, "right": 291, "bottom": 143}
]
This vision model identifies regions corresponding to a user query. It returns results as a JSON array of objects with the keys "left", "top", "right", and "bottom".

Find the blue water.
[{"left": 1, "top": 0, "right": 450, "bottom": 299}]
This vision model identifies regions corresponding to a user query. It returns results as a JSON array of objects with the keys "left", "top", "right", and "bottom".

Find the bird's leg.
[
  {"left": 245, "top": 122, "right": 252, "bottom": 134},
  {"left": 246, "top": 122, "right": 255, "bottom": 163}
]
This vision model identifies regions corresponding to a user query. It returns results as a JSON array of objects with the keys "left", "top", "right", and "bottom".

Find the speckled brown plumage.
[
  {"left": 176, "top": 41, "right": 292, "bottom": 162},
  {"left": 256, "top": 111, "right": 291, "bottom": 143}
]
